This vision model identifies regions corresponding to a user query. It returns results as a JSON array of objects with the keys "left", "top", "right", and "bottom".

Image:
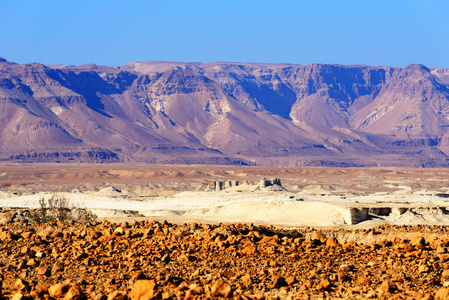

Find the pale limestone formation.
[
  {"left": 206, "top": 180, "right": 239, "bottom": 191},
  {"left": 342, "top": 208, "right": 369, "bottom": 225},
  {"left": 257, "top": 178, "right": 282, "bottom": 189},
  {"left": 206, "top": 178, "right": 282, "bottom": 191}
]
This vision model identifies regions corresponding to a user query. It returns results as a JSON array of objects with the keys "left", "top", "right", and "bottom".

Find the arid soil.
[
  {"left": 4, "top": 165, "right": 449, "bottom": 299},
  {"left": 5, "top": 165, "right": 449, "bottom": 227},
  {"left": 3, "top": 221, "right": 449, "bottom": 299},
  {"left": 2, "top": 164, "right": 449, "bottom": 196}
]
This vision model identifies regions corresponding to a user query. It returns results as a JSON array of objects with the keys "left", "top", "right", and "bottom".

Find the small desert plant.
[
  {"left": 48, "top": 194, "right": 70, "bottom": 222},
  {"left": 29, "top": 197, "right": 50, "bottom": 223},
  {"left": 71, "top": 206, "right": 97, "bottom": 223},
  {"left": 288, "top": 229, "right": 302, "bottom": 238},
  {"left": 30, "top": 194, "right": 96, "bottom": 223}
]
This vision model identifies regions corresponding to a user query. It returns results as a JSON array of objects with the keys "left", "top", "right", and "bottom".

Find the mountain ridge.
[{"left": 1, "top": 58, "right": 449, "bottom": 167}]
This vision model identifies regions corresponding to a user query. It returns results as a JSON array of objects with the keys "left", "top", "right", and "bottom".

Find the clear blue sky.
[{"left": 1, "top": 0, "right": 448, "bottom": 67}]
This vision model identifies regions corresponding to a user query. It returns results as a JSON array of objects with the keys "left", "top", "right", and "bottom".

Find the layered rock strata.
[{"left": 2, "top": 59, "right": 449, "bottom": 166}]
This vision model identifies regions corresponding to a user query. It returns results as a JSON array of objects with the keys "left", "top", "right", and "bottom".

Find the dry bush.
[{"left": 30, "top": 194, "right": 96, "bottom": 223}]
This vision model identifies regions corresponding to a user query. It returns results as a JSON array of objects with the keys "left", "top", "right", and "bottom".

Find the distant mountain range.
[{"left": 1, "top": 57, "right": 449, "bottom": 166}]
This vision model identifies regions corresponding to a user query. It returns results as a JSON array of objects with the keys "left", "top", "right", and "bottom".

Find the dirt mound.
[
  {"left": 97, "top": 186, "right": 122, "bottom": 195},
  {"left": 356, "top": 170, "right": 382, "bottom": 179},
  {"left": 300, "top": 185, "right": 333, "bottom": 195}
]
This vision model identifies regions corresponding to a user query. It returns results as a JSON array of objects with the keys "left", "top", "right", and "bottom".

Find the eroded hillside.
[{"left": 1, "top": 58, "right": 449, "bottom": 166}]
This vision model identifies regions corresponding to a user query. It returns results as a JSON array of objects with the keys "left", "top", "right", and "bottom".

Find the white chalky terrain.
[{"left": 2, "top": 180, "right": 449, "bottom": 227}]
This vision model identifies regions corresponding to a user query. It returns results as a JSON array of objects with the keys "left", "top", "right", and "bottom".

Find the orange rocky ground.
[{"left": 3, "top": 221, "right": 449, "bottom": 299}]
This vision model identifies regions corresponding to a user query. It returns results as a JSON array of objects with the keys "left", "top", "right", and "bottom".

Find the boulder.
[
  {"left": 48, "top": 283, "right": 72, "bottom": 298},
  {"left": 211, "top": 279, "right": 232, "bottom": 297},
  {"left": 129, "top": 280, "right": 157, "bottom": 300}
]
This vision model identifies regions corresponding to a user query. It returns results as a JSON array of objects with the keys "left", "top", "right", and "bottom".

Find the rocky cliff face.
[{"left": 1, "top": 58, "right": 449, "bottom": 166}]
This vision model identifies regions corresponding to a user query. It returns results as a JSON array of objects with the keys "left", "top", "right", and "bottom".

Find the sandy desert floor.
[
  {"left": 3, "top": 164, "right": 449, "bottom": 195},
  {"left": 2, "top": 164, "right": 449, "bottom": 227}
]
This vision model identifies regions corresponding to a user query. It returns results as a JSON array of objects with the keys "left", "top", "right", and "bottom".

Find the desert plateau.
[{"left": 2, "top": 165, "right": 449, "bottom": 298}]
